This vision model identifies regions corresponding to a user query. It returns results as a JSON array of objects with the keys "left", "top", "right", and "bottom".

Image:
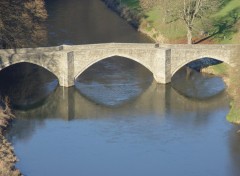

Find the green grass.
[
  {"left": 121, "top": 0, "right": 139, "bottom": 9},
  {"left": 214, "top": 0, "right": 240, "bottom": 17},
  {"left": 210, "top": 63, "right": 229, "bottom": 76},
  {"left": 211, "top": 0, "right": 240, "bottom": 44},
  {"left": 144, "top": 6, "right": 186, "bottom": 40},
  {"left": 146, "top": 7, "right": 160, "bottom": 22},
  {"left": 227, "top": 101, "right": 240, "bottom": 123}
]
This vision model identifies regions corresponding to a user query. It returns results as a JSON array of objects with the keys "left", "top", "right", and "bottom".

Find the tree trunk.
[{"left": 187, "top": 27, "right": 192, "bottom": 44}]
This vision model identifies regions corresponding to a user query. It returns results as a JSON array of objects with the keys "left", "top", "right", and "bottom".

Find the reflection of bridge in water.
[
  {"left": 0, "top": 43, "right": 239, "bottom": 87},
  {"left": 15, "top": 82, "right": 229, "bottom": 121}
]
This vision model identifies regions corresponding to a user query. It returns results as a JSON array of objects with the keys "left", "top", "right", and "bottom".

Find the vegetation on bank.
[
  {"left": 0, "top": 0, "right": 48, "bottom": 49},
  {"left": 202, "top": 60, "right": 240, "bottom": 123},
  {"left": 103, "top": 0, "right": 240, "bottom": 44},
  {"left": 0, "top": 98, "right": 20, "bottom": 176},
  {"left": 226, "top": 63, "right": 240, "bottom": 123}
]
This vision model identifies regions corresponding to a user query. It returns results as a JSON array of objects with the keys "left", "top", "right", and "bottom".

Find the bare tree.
[{"left": 168, "top": 0, "right": 221, "bottom": 44}]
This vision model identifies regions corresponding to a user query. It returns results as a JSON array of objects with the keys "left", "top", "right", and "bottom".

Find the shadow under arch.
[
  {"left": 171, "top": 57, "right": 229, "bottom": 100},
  {"left": 74, "top": 54, "right": 155, "bottom": 81},
  {"left": 0, "top": 62, "right": 59, "bottom": 108},
  {"left": 171, "top": 56, "right": 232, "bottom": 78},
  {"left": 0, "top": 60, "right": 60, "bottom": 84},
  {"left": 74, "top": 55, "right": 153, "bottom": 107}
]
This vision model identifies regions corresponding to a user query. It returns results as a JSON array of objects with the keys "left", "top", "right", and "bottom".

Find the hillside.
[{"left": 104, "top": 0, "right": 240, "bottom": 44}]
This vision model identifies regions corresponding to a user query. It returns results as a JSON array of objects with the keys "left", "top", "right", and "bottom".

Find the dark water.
[{"left": 2, "top": 0, "right": 240, "bottom": 176}]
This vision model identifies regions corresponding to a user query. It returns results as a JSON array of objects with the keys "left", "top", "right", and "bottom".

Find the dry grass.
[
  {"left": 0, "top": 98, "right": 21, "bottom": 176},
  {"left": 0, "top": 137, "right": 20, "bottom": 176}
]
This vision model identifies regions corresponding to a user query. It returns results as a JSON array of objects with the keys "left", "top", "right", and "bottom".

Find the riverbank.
[
  {"left": 202, "top": 63, "right": 240, "bottom": 124},
  {"left": 102, "top": 0, "right": 240, "bottom": 44},
  {"left": 102, "top": 0, "right": 142, "bottom": 29},
  {"left": 102, "top": 0, "right": 157, "bottom": 42},
  {"left": 0, "top": 98, "right": 20, "bottom": 176}
]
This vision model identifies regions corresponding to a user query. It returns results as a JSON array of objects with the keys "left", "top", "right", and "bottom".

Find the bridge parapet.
[{"left": 60, "top": 43, "right": 157, "bottom": 51}]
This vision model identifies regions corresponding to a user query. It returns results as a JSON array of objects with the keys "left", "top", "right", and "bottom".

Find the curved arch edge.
[
  {"left": 0, "top": 61, "right": 60, "bottom": 85},
  {"left": 74, "top": 54, "right": 155, "bottom": 80},
  {"left": 171, "top": 57, "right": 232, "bottom": 77}
]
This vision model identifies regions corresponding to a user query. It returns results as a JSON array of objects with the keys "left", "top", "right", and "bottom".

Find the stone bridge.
[{"left": 0, "top": 43, "right": 239, "bottom": 87}]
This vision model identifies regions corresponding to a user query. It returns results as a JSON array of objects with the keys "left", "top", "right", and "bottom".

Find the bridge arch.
[
  {"left": 0, "top": 60, "right": 60, "bottom": 84},
  {"left": 0, "top": 43, "right": 238, "bottom": 87},
  {"left": 171, "top": 55, "right": 232, "bottom": 77},
  {"left": 74, "top": 54, "right": 155, "bottom": 80}
]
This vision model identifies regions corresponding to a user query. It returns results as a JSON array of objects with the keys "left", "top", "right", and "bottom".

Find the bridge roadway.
[{"left": 0, "top": 43, "right": 239, "bottom": 87}]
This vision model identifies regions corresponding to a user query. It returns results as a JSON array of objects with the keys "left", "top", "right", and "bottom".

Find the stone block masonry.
[{"left": 0, "top": 43, "right": 238, "bottom": 87}]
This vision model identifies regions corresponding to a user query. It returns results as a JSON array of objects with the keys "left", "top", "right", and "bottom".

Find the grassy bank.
[
  {"left": 211, "top": 0, "right": 240, "bottom": 44},
  {"left": 0, "top": 98, "right": 20, "bottom": 176},
  {"left": 103, "top": 0, "right": 240, "bottom": 44}
]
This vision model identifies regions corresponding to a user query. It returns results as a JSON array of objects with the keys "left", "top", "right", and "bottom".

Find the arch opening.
[
  {"left": 172, "top": 57, "right": 231, "bottom": 78},
  {"left": 171, "top": 57, "right": 230, "bottom": 100},
  {"left": 74, "top": 55, "right": 154, "bottom": 81},
  {"left": 0, "top": 62, "right": 59, "bottom": 109},
  {"left": 187, "top": 58, "right": 223, "bottom": 72},
  {"left": 75, "top": 56, "right": 153, "bottom": 107}
]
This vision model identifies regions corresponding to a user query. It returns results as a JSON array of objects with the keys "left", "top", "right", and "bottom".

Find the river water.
[{"left": 2, "top": 0, "right": 240, "bottom": 176}]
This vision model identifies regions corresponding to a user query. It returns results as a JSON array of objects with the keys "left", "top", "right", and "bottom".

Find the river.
[{"left": 2, "top": 0, "right": 240, "bottom": 175}]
